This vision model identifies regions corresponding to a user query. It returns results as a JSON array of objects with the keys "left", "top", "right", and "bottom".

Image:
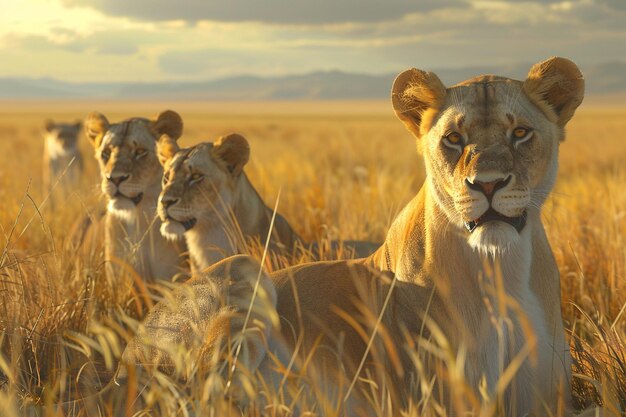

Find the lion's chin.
[
  {"left": 160, "top": 221, "right": 186, "bottom": 242},
  {"left": 467, "top": 221, "right": 520, "bottom": 256},
  {"left": 107, "top": 199, "right": 137, "bottom": 222}
]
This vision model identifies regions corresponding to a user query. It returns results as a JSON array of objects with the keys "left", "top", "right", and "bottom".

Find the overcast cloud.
[
  {"left": 0, "top": 0, "right": 624, "bottom": 82},
  {"left": 61, "top": 0, "right": 463, "bottom": 24}
]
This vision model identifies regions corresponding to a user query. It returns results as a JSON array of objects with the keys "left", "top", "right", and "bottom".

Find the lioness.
[
  {"left": 116, "top": 58, "right": 598, "bottom": 416},
  {"left": 156, "top": 133, "right": 379, "bottom": 272},
  {"left": 84, "top": 111, "right": 188, "bottom": 285},
  {"left": 43, "top": 120, "right": 83, "bottom": 200}
]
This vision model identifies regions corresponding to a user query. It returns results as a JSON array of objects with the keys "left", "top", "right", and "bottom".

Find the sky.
[{"left": 0, "top": 0, "right": 625, "bottom": 82}]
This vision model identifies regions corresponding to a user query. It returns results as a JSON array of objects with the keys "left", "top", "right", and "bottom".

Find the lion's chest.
[
  {"left": 106, "top": 213, "right": 183, "bottom": 282},
  {"left": 462, "top": 276, "right": 550, "bottom": 409}
]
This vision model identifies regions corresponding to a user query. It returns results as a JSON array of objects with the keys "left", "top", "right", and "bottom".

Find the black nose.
[
  {"left": 161, "top": 198, "right": 179, "bottom": 209},
  {"left": 107, "top": 175, "right": 129, "bottom": 186},
  {"left": 466, "top": 176, "right": 511, "bottom": 200}
]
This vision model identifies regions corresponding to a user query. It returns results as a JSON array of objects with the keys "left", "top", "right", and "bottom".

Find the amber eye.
[
  {"left": 512, "top": 127, "right": 533, "bottom": 144},
  {"left": 514, "top": 127, "right": 528, "bottom": 138},
  {"left": 189, "top": 173, "right": 204, "bottom": 185},
  {"left": 447, "top": 132, "right": 463, "bottom": 143},
  {"left": 442, "top": 131, "right": 464, "bottom": 150},
  {"left": 101, "top": 147, "right": 111, "bottom": 162}
]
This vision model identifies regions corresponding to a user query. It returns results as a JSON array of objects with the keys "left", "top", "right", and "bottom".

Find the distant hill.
[{"left": 1, "top": 62, "right": 624, "bottom": 100}]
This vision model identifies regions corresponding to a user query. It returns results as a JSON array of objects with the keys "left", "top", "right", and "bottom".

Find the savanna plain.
[{"left": 0, "top": 99, "right": 625, "bottom": 416}]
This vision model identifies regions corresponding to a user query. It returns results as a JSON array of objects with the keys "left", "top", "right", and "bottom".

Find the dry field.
[{"left": 0, "top": 99, "right": 625, "bottom": 415}]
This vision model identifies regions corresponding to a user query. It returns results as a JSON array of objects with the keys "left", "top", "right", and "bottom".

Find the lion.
[
  {"left": 84, "top": 111, "right": 188, "bottom": 286},
  {"left": 43, "top": 120, "right": 83, "bottom": 201},
  {"left": 155, "top": 132, "right": 379, "bottom": 272},
  {"left": 110, "top": 58, "right": 604, "bottom": 416}
]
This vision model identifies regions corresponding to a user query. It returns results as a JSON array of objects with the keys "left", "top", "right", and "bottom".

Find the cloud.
[
  {"left": 62, "top": 0, "right": 464, "bottom": 24},
  {"left": 3, "top": 29, "right": 169, "bottom": 56},
  {"left": 592, "top": 0, "right": 626, "bottom": 10},
  {"left": 2, "top": 0, "right": 625, "bottom": 83}
]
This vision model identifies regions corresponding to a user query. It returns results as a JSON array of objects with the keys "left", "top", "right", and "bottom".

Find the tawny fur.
[
  {"left": 156, "top": 133, "right": 378, "bottom": 273},
  {"left": 84, "top": 111, "right": 188, "bottom": 285},
  {"left": 119, "top": 255, "right": 277, "bottom": 392},
  {"left": 114, "top": 58, "right": 604, "bottom": 416},
  {"left": 43, "top": 120, "right": 83, "bottom": 204},
  {"left": 266, "top": 57, "right": 592, "bottom": 416}
]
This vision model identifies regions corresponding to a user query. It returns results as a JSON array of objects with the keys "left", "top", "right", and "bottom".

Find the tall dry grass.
[{"left": 0, "top": 101, "right": 624, "bottom": 415}]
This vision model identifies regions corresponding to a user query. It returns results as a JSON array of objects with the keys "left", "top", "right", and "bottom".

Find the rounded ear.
[
  {"left": 211, "top": 133, "right": 250, "bottom": 176},
  {"left": 84, "top": 112, "right": 110, "bottom": 147},
  {"left": 523, "top": 57, "right": 584, "bottom": 130},
  {"left": 156, "top": 134, "right": 181, "bottom": 168},
  {"left": 44, "top": 120, "right": 56, "bottom": 133},
  {"left": 392, "top": 68, "right": 447, "bottom": 140},
  {"left": 152, "top": 110, "right": 183, "bottom": 140}
]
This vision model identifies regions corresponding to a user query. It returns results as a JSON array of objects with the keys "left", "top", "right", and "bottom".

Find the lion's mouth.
[
  {"left": 166, "top": 215, "right": 197, "bottom": 231},
  {"left": 464, "top": 208, "right": 527, "bottom": 233},
  {"left": 114, "top": 192, "right": 143, "bottom": 205}
]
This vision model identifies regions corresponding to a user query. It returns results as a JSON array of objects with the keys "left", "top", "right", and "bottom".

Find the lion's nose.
[
  {"left": 466, "top": 175, "right": 511, "bottom": 200},
  {"left": 161, "top": 197, "right": 179, "bottom": 209},
  {"left": 107, "top": 174, "right": 129, "bottom": 186}
]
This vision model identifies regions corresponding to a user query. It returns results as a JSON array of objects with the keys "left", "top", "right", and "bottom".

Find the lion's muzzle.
[
  {"left": 463, "top": 174, "right": 527, "bottom": 233},
  {"left": 464, "top": 208, "right": 527, "bottom": 233},
  {"left": 159, "top": 196, "right": 197, "bottom": 231}
]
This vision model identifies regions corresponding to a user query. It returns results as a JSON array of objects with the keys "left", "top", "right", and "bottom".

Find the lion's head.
[
  {"left": 84, "top": 110, "right": 183, "bottom": 221},
  {"left": 155, "top": 133, "right": 250, "bottom": 241},
  {"left": 44, "top": 120, "right": 82, "bottom": 156},
  {"left": 392, "top": 57, "right": 584, "bottom": 254}
]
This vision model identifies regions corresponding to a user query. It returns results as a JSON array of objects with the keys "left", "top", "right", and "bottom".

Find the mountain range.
[{"left": 1, "top": 61, "right": 624, "bottom": 100}]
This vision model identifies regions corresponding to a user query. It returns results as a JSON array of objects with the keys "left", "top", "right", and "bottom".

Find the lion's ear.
[
  {"left": 211, "top": 133, "right": 250, "bottom": 176},
  {"left": 523, "top": 57, "right": 584, "bottom": 130},
  {"left": 152, "top": 110, "right": 183, "bottom": 140},
  {"left": 84, "top": 112, "right": 110, "bottom": 147},
  {"left": 44, "top": 120, "right": 56, "bottom": 133},
  {"left": 392, "top": 68, "right": 447, "bottom": 140},
  {"left": 156, "top": 134, "right": 180, "bottom": 167}
]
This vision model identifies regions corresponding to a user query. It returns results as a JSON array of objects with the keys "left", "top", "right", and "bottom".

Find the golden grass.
[{"left": 0, "top": 100, "right": 625, "bottom": 415}]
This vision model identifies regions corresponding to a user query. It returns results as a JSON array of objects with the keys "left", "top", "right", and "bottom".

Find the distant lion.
[{"left": 43, "top": 120, "right": 83, "bottom": 200}]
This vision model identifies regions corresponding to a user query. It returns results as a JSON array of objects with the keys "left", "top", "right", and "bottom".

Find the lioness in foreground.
[
  {"left": 84, "top": 111, "right": 188, "bottom": 285},
  {"left": 156, "top": 132, "right": 379, "bottom": 273},
  {"left": 117, "top": 57, "right": 604, "bottom": 416}
]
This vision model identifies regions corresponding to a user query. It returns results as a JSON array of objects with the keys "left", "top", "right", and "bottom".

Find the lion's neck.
[
  {"left": 110, "top": 181, "right": 161, "bottom": 228},
  {"left": 371, "top": 180, "right": 537, "bottom": 301},
  {"left": 107, "top": 180, "right": 184, "bottom": 281},
  {"left": 233, "top": 174, "right": 275, "bottom": 239},
  {"left": 370, "top": 180, "right": 551, "bottom": 393},
  {"left": 187, "top": 173, "right": 302, "bottom": 272},
  {"left": 186, "top": 174, "right": 280, "bottom": 272},
  {"left": 185, "top": 225, "right": 234, "bottom": 273},
  {"left": 232, "top": 173, "right": 302, "bottom": 254}
]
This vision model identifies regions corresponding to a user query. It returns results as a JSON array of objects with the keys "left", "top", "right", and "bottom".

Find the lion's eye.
[
  {"left": 442, "top": 132, "right": 464, "bottom": 151},
  {"left": 511, "top": 126, "right": 533, "bottom": 144},
  {"left": 101, "top": 148, "right": 111, "bottom": 162},
  {"left": 189, "top": 173, "right": 204, "bottom": 185},
  {"left": 134, "top": 148, "right": 148, "bottom": 159}
]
